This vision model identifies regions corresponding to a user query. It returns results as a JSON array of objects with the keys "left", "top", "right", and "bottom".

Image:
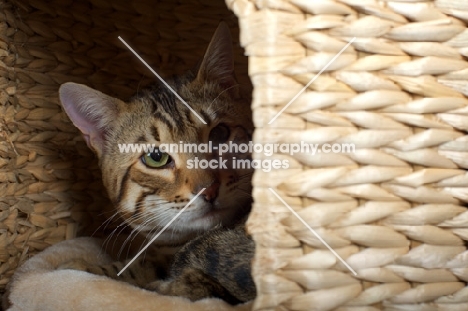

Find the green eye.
[{"left": 141, "top": 150, "right": 171, "bottom": 168}]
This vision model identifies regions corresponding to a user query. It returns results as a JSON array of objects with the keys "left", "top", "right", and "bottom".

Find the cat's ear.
[
  {"left": 196, "top": 22, "right": 239, "bottom": 97},
  {"left": 59, "top": 82, "right": 124, "bottom": 157}
]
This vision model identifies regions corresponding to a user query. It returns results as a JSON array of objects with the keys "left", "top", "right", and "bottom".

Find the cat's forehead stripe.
[
  {"left": 147, "top": 88, "right": 196, "bottom": 136},
  {"left": 153, "top": 111, "right": 176, "bottom": 133},
  {"left": 150, "top": 85, "right": 176, "bottom": 112},
  {"left": 150, "top": 84, "right": 186, "bottom": 123},
  {"left": 151, "top": 125, "right": 160, "bottom": 141}
]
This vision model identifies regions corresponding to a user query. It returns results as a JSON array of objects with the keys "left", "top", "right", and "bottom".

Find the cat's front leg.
[{"left": 58, "top": 258, "right": 156, "bottom": 288}]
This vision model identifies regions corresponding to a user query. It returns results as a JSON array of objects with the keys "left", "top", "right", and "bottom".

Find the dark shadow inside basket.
[{"left": 1, "top": 0, "right": 251, "bottom": 291}]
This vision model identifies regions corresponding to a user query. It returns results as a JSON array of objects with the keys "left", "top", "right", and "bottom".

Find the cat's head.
[{"left": 59, "top": 22, "right": 253, "bottom": 244}]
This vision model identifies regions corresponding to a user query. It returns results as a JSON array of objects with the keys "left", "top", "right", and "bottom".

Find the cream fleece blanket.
[{"left": 3, "top": 237, "right": 252, "bottom": 311}]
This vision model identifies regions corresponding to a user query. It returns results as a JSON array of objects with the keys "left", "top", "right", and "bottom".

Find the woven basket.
[
  {"left": 233, "top": 0, "right": 468, "bottom": 310},
  {"left": 2, "top": 0, "right": 468, "bottom": 310}
]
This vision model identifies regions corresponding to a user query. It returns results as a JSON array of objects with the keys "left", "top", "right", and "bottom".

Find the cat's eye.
[
  {"left": 209, "top": 124, "right": 230, "bottom": 144},
  {"left": 141, "top": 149, "right": 171, "bottom": 168}
]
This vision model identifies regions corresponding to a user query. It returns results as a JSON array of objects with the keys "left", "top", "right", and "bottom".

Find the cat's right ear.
[
  {"left": 195, "top": 22, "right": 239, "bottom": 98},
  {"left": 59, "top": 83, "right": 124, "bottom": 157}
]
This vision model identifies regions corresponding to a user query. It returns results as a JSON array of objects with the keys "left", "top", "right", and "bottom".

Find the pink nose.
[{"left": 201, "top": 182, "right": 220, "bottom": 202}]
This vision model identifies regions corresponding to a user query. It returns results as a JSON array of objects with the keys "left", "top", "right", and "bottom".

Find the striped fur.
[{"left": 58, "top": 22, "right": 255, "bottom": 303}]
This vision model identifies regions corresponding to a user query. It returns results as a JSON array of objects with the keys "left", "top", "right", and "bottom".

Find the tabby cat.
[{"left": 58, "top": 22, "right": 255, "bottom": 303}]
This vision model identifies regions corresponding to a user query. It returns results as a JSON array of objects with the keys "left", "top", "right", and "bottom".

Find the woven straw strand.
[{"left": 226, "top": 0, "right": 468, "bottom": 310}]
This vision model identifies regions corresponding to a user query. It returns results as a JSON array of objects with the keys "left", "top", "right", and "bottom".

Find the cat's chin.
[
  {"left": 138, "top": 206, "right": 248, "bottom": 246},
  {"left": 197, "top": 207, "right": 230, "bottom": 223}
]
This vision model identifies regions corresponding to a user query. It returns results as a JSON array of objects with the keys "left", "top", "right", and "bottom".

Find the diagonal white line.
[
  {"left": 268, "top": 188, "right": 357, "bottom": 276},
  {"left": 118, "top": 36, "right": 207, "bottom": 125},
  {"left": 117, "top": 188, "right": 206, "bottom": 276},
  {"left": 268, "top": 37, "right": 356, "bottom": 124}
]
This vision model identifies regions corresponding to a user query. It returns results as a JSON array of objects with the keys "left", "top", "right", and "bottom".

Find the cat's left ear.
[
  {"left": 196, "top": 22, "right": 239, "bottom": 97},
  {"left": 59, "top": 83, "right": 125, "bottom": 158}
]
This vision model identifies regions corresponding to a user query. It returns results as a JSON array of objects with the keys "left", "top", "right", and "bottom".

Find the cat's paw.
[
  {"left": 146, "top": 268, "right": 237, "bottom": 303},
  {"left": 145, "top": 280, "right": 169, "bottom": 292},
  {"left": 146, "top": 279, "right": 206, "bottom": 300}
]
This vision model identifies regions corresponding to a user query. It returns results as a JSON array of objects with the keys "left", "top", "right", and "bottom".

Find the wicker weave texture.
[
  {"left": 227, "top": 0, "right": 468, "bottom": 310},
  {"left": 0, "top": 0, "right": 247, "bottom": 294}
]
